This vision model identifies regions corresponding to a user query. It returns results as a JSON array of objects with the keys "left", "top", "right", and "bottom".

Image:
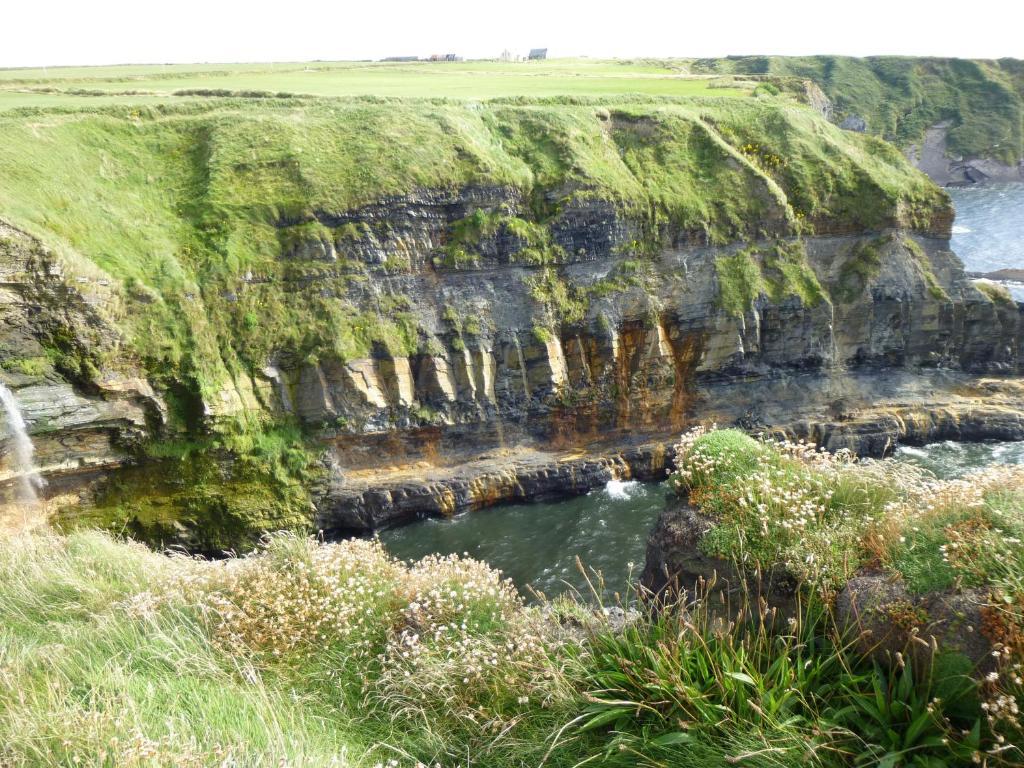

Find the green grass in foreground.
[
  {"left": 1, "top": 519, "right": 1020, "bottom": 766},
  {"left": 0, "top": 532, "right": 367, "bottom": 766}
]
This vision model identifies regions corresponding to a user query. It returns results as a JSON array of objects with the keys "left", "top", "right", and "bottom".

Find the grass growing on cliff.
[
  {"left": 58, "top": 419, "right": 321, "bottom": 552},
  {"left": 0, "top": 87, "right": 956, "bottom": 607},
  {"left": 0, "top": 97, "right": 946, "bottom": 403},
  {"left": 0, "top": 96, "right": 948, "bottom": 564},
  {"left": 976, "top": 280, "right": 1016, "bottom": 306},
  {"left": 695, "top": 56, "right": 1024, "bottom": 165},
  {"left": 715, "top": 240, "right": 827, "bottom": 316}
]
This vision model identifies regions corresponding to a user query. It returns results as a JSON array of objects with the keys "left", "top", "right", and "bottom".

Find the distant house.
[
  {"left": 528, "top": 48, "right": 548, "bottom": 60},
  {"left": 382, "top": 56, "right": 419, "bottom": 62},
  {"left": 429, "top": 53, "right": 462, "bottom": 62}
]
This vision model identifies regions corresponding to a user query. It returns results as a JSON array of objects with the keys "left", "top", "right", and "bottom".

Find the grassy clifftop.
[
  {"left": 0, "top": 98, "right": 946, "bottom": 405},
  {"left": 0, "top": 58, "right": 753, "bottom": 111},
  {"left": 695, "top": 56, "right": 1024, "bottom": 165},
  {"left": 5, "top": 55, "right": 1018, "bottom": 164}
]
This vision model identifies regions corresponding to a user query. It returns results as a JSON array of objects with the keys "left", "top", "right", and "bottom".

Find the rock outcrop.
[
  {"left": 640, "top": 497, "right": 802, "bottom": 619},
  {"left": 641, "top": 497, "right": 1000, "bottom": 673},
  {"left": 0, "top": 223, "right": 160, "bottom": 494}
]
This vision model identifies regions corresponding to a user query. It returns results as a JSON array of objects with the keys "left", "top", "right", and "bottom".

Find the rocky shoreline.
[{"left": 316, "top": 374, "right": 1024, "bottom": 536}]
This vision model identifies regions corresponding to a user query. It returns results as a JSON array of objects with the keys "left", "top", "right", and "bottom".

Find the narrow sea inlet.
[
  {"left": 381, "top": 440, "right": 1024, "bottom": 598},
  {"left": 380, "top": 478, "right": 666, "bottom": 599}
]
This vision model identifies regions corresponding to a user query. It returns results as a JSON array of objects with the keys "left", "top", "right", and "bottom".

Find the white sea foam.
[
  {"left": 605, "top": 479, "right": 639, "bottom": 500},
  {"left": 896, "top": 446, "right": 928, "bottom": 458}
]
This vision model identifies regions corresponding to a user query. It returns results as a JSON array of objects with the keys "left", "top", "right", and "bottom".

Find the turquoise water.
[{"left": 379, "top": 442, "right": 1024, "bottom": 598}]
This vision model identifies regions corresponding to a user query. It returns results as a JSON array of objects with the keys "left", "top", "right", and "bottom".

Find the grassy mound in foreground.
[
  {"left": 2, "top": 514, "right": 1023, "bottom": 766},
  {"left": 672, "top": 428, "right": 1024, "bottom": 602}
]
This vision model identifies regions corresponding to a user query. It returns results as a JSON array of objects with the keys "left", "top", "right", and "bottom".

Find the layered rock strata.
[
  {"left": 0, "top": 223, "right": 159, "bottom": 492},
  {"left": 0, "top": 102, "right": 1021, "bottom": 542}
]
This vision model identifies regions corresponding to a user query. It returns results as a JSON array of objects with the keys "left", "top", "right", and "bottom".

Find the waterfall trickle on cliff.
[{"left": 0, "top": 384, "right": 44, "bottom": 504}]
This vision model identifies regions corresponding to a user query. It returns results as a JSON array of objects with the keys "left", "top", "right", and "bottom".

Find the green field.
[
  {"left": 6, "top": 55, "right": 1018, "bottom": 166},
  {"left": 0, "top": 58, "right": 753, "bottom": 111}
]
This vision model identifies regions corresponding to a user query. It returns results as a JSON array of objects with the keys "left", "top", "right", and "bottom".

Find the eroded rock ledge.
[{"left": 317, "top": 374, "right": 1024, "bottom": 534}]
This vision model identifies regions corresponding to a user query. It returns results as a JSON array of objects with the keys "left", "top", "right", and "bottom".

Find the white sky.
[{"left": 3, "top": 0, "right": 1022, "bottom": 69}]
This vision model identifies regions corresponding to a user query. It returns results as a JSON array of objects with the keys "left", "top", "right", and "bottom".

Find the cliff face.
[
  {"left": 0, "top": 98, "right": 1020, "bottom": 545},
  {"left": 280, "top": 193, "right": 1016, "bottom": 439},
  {"left": 0, "top": 222, "right": 158, "bottom": 489}
]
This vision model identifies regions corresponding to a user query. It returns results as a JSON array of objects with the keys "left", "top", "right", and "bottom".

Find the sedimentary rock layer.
[{"left": 0, "top": 100, "right": 1019, "bottom": 543}]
